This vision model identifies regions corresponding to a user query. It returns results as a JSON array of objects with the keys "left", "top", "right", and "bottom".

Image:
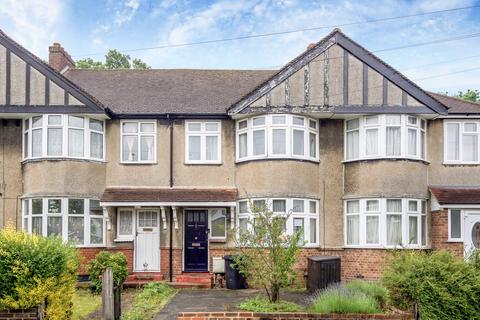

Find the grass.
[
  {"left": 71, "top": 289, "right": 101, "bottom": 320},
  {"left": 238, "top": 296, "right": 303, "bottom": 312},
  {"left": 122, "top": 282, "right": 178, "bottom": 320}
]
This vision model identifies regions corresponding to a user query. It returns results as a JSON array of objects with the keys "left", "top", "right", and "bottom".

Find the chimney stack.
[{"left": 49, "top": 42, "right": 75, "bottom": 73}]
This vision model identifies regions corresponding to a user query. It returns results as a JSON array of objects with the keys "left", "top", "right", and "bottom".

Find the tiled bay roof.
[
  {"left": 430, "top": 186, "right": 480, "bottom": 205},
  {"left": 101, "top": 188, "right": 238, "bottom": 203}
]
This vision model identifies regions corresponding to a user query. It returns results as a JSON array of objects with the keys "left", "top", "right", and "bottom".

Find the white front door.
[
  {"left": 135, "top": 210, "right": 160, "bottom": 271},
  {"left": 464, "top": 212, "right": 480, "bottom": 258}
]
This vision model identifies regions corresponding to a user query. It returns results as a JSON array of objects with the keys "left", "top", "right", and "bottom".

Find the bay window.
[
  {"left": 23, "top": 115, "right": 105, "bottom": 161},
  {"left": 185, "top": 121, "right": 221, "bottom": 164},
  {"left": 237, "top": 198, "right": 319, "bottom": 247},
  {"left": 345, "top": 198, "right": 428, "bottom": 248},
  {"left": 345, "top": 115, "right": 426, "bottom": 161},
  {"left": 444, "top": 120, "right": 480, "bottom": 164},
  {"left": 121, "top": 120, "right": 156, "bottom": 163},
  {"left": 236, "top": 114, "right": 319, "bottom": 162},
  {"left": 23, "top": 198, "right": 105, "bottom": 247}
]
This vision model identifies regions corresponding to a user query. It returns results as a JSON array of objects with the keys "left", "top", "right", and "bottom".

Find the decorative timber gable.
[
  {"left": 229, "top": 29, "right": 448, "bottom": 116},
  {"left": 0, "top": 29, "right": 105, "bottom": 114}
]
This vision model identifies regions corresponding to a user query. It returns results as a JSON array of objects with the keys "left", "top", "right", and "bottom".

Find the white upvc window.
[
  {"left": 448, "top": 209, "right": 463, "bottom": 242},
  {"left": 209, "top": 208, "right": 227, "bottom": 240},
  {"left": 236, "top": 198, "right": 319, "bottom": 247},
  {"left": 22, "top": 197, "right": 105, "bottom": 247},
  {"left": 444, "top": 120, "right": 480, "bottom": 164},
  {"left": 185, "top": 121, "right": 222, "bottom": 164},
  {"left": 121, "top": 120, "right": 156, "bottom": 163},
  {"left": 345, "top": 115, "right": 426, "bottom": 161},
  {"left": 22, "top": 115, "right": 105, "bottom": 161},
  {"left": 116, "top": 209, "right": 135, "bottom": 241},
  {"left": 236, "top": 114, "right": 319, "bottom": 162},
  {"left": 344, "top": 198, "right": 428, "bottom": 249}
]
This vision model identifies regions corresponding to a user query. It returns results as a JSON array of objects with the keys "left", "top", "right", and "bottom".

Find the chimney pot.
[
  {"left": 307, "top": 43, "right": 316, "bottom": 50},
  {"left": 49, "top": 42, "right": 75, "bottom": 72}
]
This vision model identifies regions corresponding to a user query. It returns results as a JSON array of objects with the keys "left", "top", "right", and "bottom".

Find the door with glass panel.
[
  {"left": 464, "top": 212, "right": 480, "bottom": 258},
  {"left": 135, "top": 210, "right": 160, "bottom": 271}
]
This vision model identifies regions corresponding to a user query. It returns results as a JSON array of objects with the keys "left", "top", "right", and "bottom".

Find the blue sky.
[{"left": 0, "top": 0, "right": 479, "bottom": 93}]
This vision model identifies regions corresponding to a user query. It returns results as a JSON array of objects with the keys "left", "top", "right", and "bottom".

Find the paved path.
[{"left": 155, "top": 289, "right": 312, "bottom": 320}]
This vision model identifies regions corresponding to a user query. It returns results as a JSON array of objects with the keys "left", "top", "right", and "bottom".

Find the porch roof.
[
  {"left": 430, "top": 186, "right": 480, "bottom": 205},
  {"left": 100, "top": 187, "right": 238, "bottom": 206}
]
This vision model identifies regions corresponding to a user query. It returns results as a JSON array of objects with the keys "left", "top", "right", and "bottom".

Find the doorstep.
[
  {"left": 173, "top": 272, "right": 213, "bottom": 289},
  {"left": 123, "top": 272, "right": 164, "bottom": 287}
]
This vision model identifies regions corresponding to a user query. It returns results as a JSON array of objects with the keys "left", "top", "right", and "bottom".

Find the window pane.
[
  {"left": 90, "top": 132, "right": 103, "bottom": 159},
  {"left": 140, "top": 123, "right": 155, "bottom": 133},
  {"left": 309, "top": 218, "right": 317, "bottom": 243},
  {"left": 68, "top": 128, "right": 84, "bottom": 157},
  {"left": 365, "top": 116, "right": 378, "bottom": 125},
  {"left": 409, "top": 216, "right": 419, "bottom": 245},
  {"left": 48, "top": 199, "right": 61, "bottom": 213},
  {"left": 24, "top": 119, "right": 30, "bottom": 130},
  {"left": 206, "top": 136, "right": 218, "bottom": 161},
  {"left": 408, "top": 128, "right": 417, "bottom": 155},
  {"left": 90, "top": 200, "right": 102, "bottom": 215},
  {"left": 90, "top": 218, "right": 104, "bottom": 244},
  {"left": 205, "top": 123, "right": 219, "bottom": 131},
  {"left": 47, "top": 128, "right": 62, "bottom": 156},
  {"left": 118, "top": 211, "right": 133, "bottom": 236},
  {"left": 387, "top": 215, "right": 402, "bottom": 245},
  {"left": 32, "top": 116, "right": 42, "bottom": 128},
  {"left": 69, "top": 116, "right": 84, "bottom": 128},
  {"left": 446, "top": 123, "right": 460, "bottom": 161},
  {"left": 346, "top": 130, "right": 359, "bottom": 159},
  {"left": 421, "top": 131, "right": 425, "bottom": 159},
  {"left": 122, "top": 135, "right": 138, "bottom": 161},
  {"left": 309, "top": 120, "right": 317, "bottom": 129},
  {"left": 122, "top": 122, "right": 138, "bottom": 133},
  {"left": 253, "top": 130, "right": 265, "bottom": 155},
  {"left": 386, "top": 127, "right": 401, "bottom": 156},
  {"left": 309, "top": 201, "right": 316, "bottom": 214},
  {"left": 68, "top": 216, "right": 84, "bottom": 245},
  {"left": 89, "top": 119, "right": 103, "bottom": 131},
  {"left": 211, "top": 210, "right": 226, "bottom": 238},
  {"left": 239, "top": 201, "right": 248, "bottom": 214},
  {"left": 272, "top": 129, "right": 286, "bottom": 154},
  {"left": 32, "top": 199, "right": 43, "bottom": 215},
  {"left": 272, "top": 116, "right": 286, "bottom": 124},
  {"left": 293, "top": 130, "right": 304, "bottom": 155},
  {"left": 239, "top": 133, "right": 247, "bottom": 158},
  {"left": 293, "top": 218, "right": 304, "bottom": 240},
  {"left": 292, "top": 200, "right": 304, "bottom": 212},
  {"left": 252, "top": 200, "right": 266, "bottom": 211},
  {"left": 253, "top": 117, "right": 265, "bottom": 126},
  {"left": 366, "top": 216, "right": 379, "bottom": 244},
  {"left": 407, "top": 116, "right": 417, "bottom": 126},
  {"left": 421, "top": 215, "right": 427, "bottom": 246},
  {"left": 464, "top": 123, "right": 477, "bottom": 132},
  {"left": 387, "top": 199, "right": 402, "bottom": 212},
  {"left": 366, "top": 200, "right": 379, "bottom": 212},
  {"left": 408, "top": 200, "right": 418, "bottom": 212},
  {"left": 188, "top": 123, "right": 201, "bottom": 131},
  {"left": 47, "top": 216, "right": 62, "bottom": 237},
  {"left": 48, "top": 115, "right": 62, "bottom": 125},
  {"left": 24, "top": 132, "right": 29, "bottom": 158},
  {"left": 238, "top": 120, "right": 248, "bottom": 130},
  {"left": 462, "top": 135, "right": 478, "bottom": 161},
  {"left": 32, "top": 129, "right": 42, "bottom": 157},
  {"left": 32, "top": 216, "right": 42, "bottom": 235},
  {"left": 272, "top": 200, "right": 286, "bottom": 212},
  {"left": 450, "top": 209, "right": 461, "bottom": 239},
  {"left": 309, "top": 132, "right": 317, "bottom": 157},
  {"left": 69, "top": 199, "right": 84, "bottom": 215},
  {"left": 386, "top": 115, "right": 401, "bottom": 125},
  {"left": 188, "top": 136, "right": 201, "bottom": 161},
  {"left": 239, "top": 218, "right": 248, "bottom": 235},
  {"left": 346, "top": 200, "right": 359, "bottom": 214},
  {"left": 346, "top": 119, "right": 359, "bottom": 130},
  {"left": 365, "top": 129, "right": 378, "bottom": 156},
  {"left": 293, "top": 117, "right": 304, "bottom": 126},
  {"left": 140, "top": 136, "right": 155, "bottom": 161},
  {"left": 347, "top": 215, "right": 359, "bottom": 245}
]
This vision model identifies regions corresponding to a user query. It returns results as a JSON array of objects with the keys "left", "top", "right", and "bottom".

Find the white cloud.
[{"left": 0, "top": 0, "right": 64, "bottom": 57}]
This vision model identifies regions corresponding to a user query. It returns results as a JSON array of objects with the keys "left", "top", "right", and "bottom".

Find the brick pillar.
[{"left": 48, "top": 43, "right": 75, "bottom": 72}]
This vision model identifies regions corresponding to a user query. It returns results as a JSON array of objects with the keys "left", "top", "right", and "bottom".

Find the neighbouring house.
[{"left": 0, "top": 28, "right": 479, "bottom": 284}]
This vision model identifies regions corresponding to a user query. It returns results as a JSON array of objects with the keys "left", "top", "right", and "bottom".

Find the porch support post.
[
  {"left": 230, "top": 206, "right": 235, "bottom": 229},
  {"left": 103, "top": 207, "right": 111, "bottom": 231},
  {"left": 172, "top": 206, "right": 178, "bottom": 230},
  {"left": 160, "top": 206, "right": 167, "bottom": 230}
]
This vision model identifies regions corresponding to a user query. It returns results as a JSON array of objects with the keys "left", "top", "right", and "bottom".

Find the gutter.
[{"left": 108, "top": 112, "right": 229, "bottom": 120}]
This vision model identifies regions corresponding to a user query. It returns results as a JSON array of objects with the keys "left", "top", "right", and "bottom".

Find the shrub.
[
  {"left": 122, "top": 282, "right": 177, "bottom": 320},
  {"left": 310, "top": 284, "right": 381, "bottom": 314},
  {"left": 382, "top": 250, "right": 480, "bottom": 320},
  {"left": 87, "top": 251, "right": 128, "bottom": 293},
  {"left": 0, "top": 227, "right": 80, "bottom": 320},
  {"left": 467, "top": 248, "right": 480, "bottom": 270},
  {"left": 239, "top": 296, "right": 302, "bottom": 312},
  {"left": 346, "top": 280, "right": 389, "bottom": 308}
]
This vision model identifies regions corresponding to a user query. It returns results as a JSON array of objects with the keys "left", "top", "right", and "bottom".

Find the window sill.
[
  {"left": 447, "top": 239, "right": 463, "bottom": 243},
  {"left": 120, "top": 161, "right": 158, "bottom": 165},
  {"left": 443, "top": 162, "right": 480, "bottom": 166},
  {"left": 75, "top": 244, "right": 107, "bottom": 248},
  {"left": 22, "top": 157, "right": 107, "bottom": 164},
  {"left": 114, "top": 238, "right": 134, "bottom": 243},
  {"left": 184, "top": 161, "right": 223, "bottom": 166},
  {"left": 342, "top": 158, "right": 429, "bottom": 165},
  {"left": 236, "top": 157, "right": 320, "bottom": 165},
  {"left": 344, "top": 245, "right": 430, "bottom": 250},
  {"left": 210, "top": 238, "right": 227, "bottom": 243}
]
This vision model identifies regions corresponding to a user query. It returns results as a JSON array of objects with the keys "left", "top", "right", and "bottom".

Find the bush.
[
  {"left": 467, "top": 249, "right": 480, "bottom": 270},
  {"left": 122, "top": 282, "right": 177, "bottom": 320},
  {"left": 239, "top": 296, "right": 302, "bottom": 312},
  {"left": 310, "top": 284, "right": 381, "bottom": 314},
  {"left": 346, "top": 280, "right": 389, "bottom": 308},
  {"left": 87, "top": 251, "right": 128, "bottom": 293},
  {"left": 0, "top": 227, "right": 80, "bottom": 320},
  {"left": 382, "top": 250, "right": 480, "bottom": 320}
]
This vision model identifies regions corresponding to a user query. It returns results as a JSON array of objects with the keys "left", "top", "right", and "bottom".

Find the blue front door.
[{"left": 184, "top": 210, "right": 208, "bottom": 272}]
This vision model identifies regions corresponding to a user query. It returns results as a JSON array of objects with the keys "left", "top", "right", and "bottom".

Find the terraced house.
[{"left": 0, "top": 28, "right": 479, "bottom": 284}]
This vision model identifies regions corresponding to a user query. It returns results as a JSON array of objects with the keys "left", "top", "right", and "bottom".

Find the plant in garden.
[
  {"left": 345, "top": 280, "right": 389, "bottom": 308},
  {"left": 0, "top": 226, "right": 80, "bottom": 320},
  {"left": 234, "top": 201, "right": 302, "bottom": 303},
  {"left": 467, "top": 248, "right": 480, "bottom": 270},
  {"left": 87, "top": 251, "right": 128, "bottom": 293},
  {"left": 239, "top": 296, "right": 302, "bottom": 312},
  {"left": 382, "top": 250, "right": 480, "bottom": 320},
  {"left": 122, "top": 282, "right": 177, "bottom": 320}
]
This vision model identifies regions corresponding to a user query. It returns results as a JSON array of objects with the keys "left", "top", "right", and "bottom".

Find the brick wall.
[
  {"left": 160, "top": 247, "right": 183, "bottom": 279},
  {"left": 78, "top": 247, "right": 134, "bottom": 274},
  {"left": 177, "top": 311, "right": 414, "bottom": 320},
  {"left": 0, "top": 307, "right": 41, "bottom": 320},
  {"left": 431, "top": 209, "right": 463, "bottom": 257}
]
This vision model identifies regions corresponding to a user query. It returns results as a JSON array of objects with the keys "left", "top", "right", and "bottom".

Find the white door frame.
[
  {"left": 134, "top": 208, "right": 160, "bottom": 272},
  {"left": 464, "top": 210, "right": 480, "bottom": 258},
  {"left": 182, "top": 208, "right": 211, "bottom": 273}
]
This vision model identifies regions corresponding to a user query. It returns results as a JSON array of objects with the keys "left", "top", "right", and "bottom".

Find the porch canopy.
[
  {"left": 99, "top": 187, "right": 238, "bottom": 207},
  {"left": 430, "top": 186, "right": 480, "bottom": 208}
]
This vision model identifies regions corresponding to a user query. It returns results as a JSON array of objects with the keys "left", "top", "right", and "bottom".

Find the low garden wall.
[
  {"left": 0, "top": 307, "right": 41, "bottom": 320},
  {"left": 176, "top": 312, "right": 414, "bottom": 320}
]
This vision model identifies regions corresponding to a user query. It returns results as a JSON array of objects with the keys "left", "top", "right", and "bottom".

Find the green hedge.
[
  {"left": 0, "top": 227, "right": 80, "bottom": 320},
  {"left": 87, "top": 251, "right": 128, "bottom": 293},
  {"left": 382, "top": 250, "right": 480, "bottom": 320}
]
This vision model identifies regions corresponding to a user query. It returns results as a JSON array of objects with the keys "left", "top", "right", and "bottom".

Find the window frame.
[
  {"left": 444, "top": 120, "right": 480, "bottom": 164},
  {"left": 448, "top": 209, "right": 464, "bottom": 242},
  {"left": 185, "top": 120, "right": 222, "bottom": 164},
  {"left": 120, "top": 120, "right": 157, "bottom": 164},
  {"left": 115, "top": 208, "right": 135, "bottom": 241},
  {"left": 209, "top": 208, "right": 227, "bottom": 241}
]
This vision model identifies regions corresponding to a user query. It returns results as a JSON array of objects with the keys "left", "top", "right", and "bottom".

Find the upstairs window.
[
  {"left": 445, "top": 121, "right": 480, "bottom": 164},
  {"left": 185, "top": 121, "right": 221, "bottom": 164},
  {"left": 345, "top": 115, "right": 426, "bottom": 161},
  {"left": 236, "top": 114, "right": 318, "bottom": 162},
  {"left": 121, "top": 121, "right": 156, "bottom": 163},
  {"left": 23, "top": 115, "right": 105, "bottom": 161}
]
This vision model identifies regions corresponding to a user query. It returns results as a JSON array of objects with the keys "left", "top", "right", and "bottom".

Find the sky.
[{"left": 0, "top": 0, "right": 479, "bottom": 93}]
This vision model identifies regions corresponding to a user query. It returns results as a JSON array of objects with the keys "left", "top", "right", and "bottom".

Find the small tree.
[
  {"left": 76, "top": 49, "right": 150, "bottom": 69},
  {"left": 234, "top": 201, "right": 302, "bottom": 302}
]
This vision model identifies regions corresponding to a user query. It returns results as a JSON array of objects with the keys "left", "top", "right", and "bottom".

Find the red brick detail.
[
  {"left": 48, "top": 43, "right": 75, "bottom": 72},
  {"left": 160, "top": 247, "right": 183, "bottom": 280},
  {"left": 431, "top": 209, "right": 464, "bottom": 257},
  {"left": 0, "top": 307, "right": 41, "bottom": 320},
  {"left": 176, "top": 311, "right": 414, "bottom": 320}
]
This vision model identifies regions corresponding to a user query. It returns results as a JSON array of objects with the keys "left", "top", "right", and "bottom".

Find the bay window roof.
[{"left": 430, "top": 187, "right": 480, "bottom": 205}]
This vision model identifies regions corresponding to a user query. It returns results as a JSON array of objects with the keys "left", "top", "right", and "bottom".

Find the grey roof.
[
  {"left": 428, "top": 92, "right": 480, "bottom": 114},
  {"left": 65, "top": 69, "right": 276, "bottom": 115}
]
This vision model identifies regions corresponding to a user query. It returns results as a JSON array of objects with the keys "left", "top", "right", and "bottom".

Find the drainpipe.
[{"left": 168, "top": 114, "right": 174, "bottom": 282}]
